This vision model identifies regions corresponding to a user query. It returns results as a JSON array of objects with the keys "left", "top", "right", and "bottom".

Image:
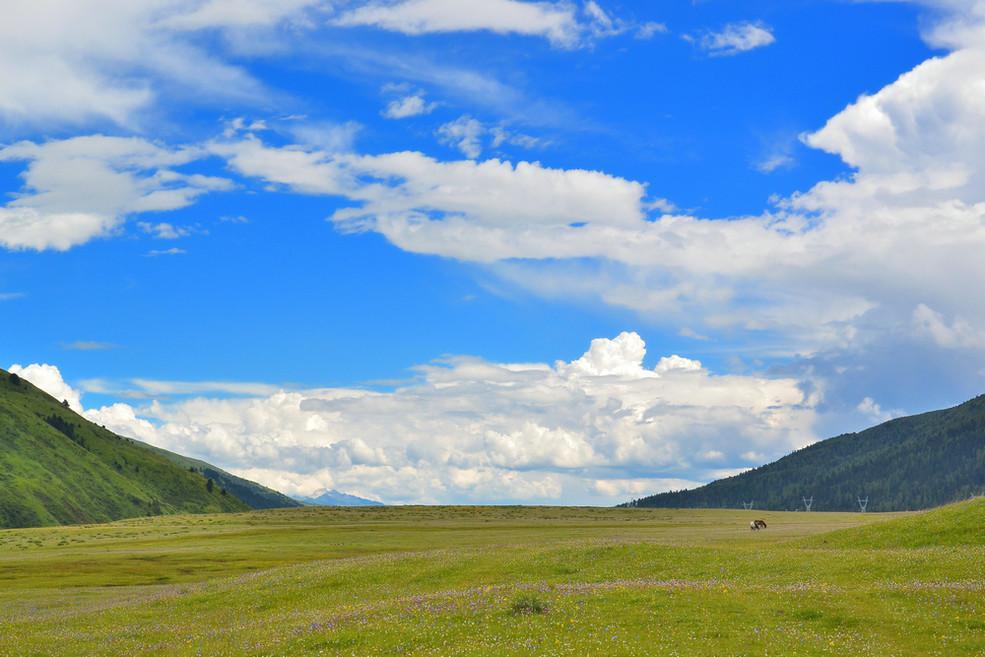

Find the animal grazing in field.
[{"left": 749, "top": 519, "right": 768, "bottom": 531}]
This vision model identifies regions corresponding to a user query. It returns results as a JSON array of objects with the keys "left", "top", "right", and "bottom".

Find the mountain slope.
[
  {"left": 0, "top": 369, "right": 248, "bottom": 528},
  {"left": 627, "top": 394, "right": 985, "bottom": 512},
  {"left": 146, "top": 445, "right": 302, "bottom": 509}
]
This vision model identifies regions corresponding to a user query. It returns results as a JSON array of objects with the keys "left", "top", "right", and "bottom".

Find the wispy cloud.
[
  {"left": 755, "top": 152, "right": 795, "bottom": 173},
  {"left": 436, "top": 115, "right": 485, "bottom": 158},
  {"left": 0, "top": 292, "right": 26, "bottom": 301},
  {"left": 690, "top": 21, "right": 775, "bottom": 57},
  {"left": 78, "top": 376, "right": 287, "bottom": 399},
  {"left": 62, "top": 341, "right": 119, "bottom": 351},
  {"left": 138, "top": 221, "right": 195, "bottom": 239},
  {"left": 145, "top": 247, "right": 187, "bottom": 257}
]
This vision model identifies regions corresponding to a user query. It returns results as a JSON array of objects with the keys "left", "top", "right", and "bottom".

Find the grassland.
[{"left": 1, "top": 503, "right": 982, "bottom": 656}]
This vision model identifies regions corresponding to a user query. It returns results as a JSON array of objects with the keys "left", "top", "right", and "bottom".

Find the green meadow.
[{"left": 1, "top": 502, "right": 982, "bottom": 657}]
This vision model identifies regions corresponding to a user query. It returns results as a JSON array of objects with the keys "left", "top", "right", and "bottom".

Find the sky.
[{"left": 2, "top": 0, "right": 985, "bottom": 505}]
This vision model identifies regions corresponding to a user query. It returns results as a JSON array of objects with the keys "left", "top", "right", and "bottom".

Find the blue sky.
[{"left": 3, "top": 0, "right": 984, "bottom": 504}]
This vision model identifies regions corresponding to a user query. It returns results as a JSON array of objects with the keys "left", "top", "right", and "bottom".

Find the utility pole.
[
  {"left": 742, "top": 501, "right": 754, "bottom": 510},
  {"left": 857, "top": 496, "right": 869, "bottom": 513},
  {"left": 802, "top": 496, "right": 814, "bottom": 512}
]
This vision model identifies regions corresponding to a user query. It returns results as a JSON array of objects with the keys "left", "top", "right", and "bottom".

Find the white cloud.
[
  {"left": 0, "top": 135, "right": 232, "bottom": 251},
  {"left": 911, "top": 303, "right": 982, "bottom": 348},
  {"left": 692, "top": 22, "right": 776, "bottom": 57},
  {"left": 79, "top": 377, "right": 283, "bottom": 397},
  {"left": 138, "top": 222, "right": 192, "bottom": 239},
  {"left": 636, "top": 21, "right": 668, "bottom": 40},
  {"left": 62, "top": 341, "right": 119, "bottom": 351},
  {"left": 0, "top": 208, "right": 120, "bottom": 252},
  {"left": 286, "top": 121, "right": 362, "bottom": 152},
  {"left": 146, "top": 248, "right": 188, "bottom": 256},
  {"left": 7, "top": 2, "right": 985, "bottom": 408},
  {"left": 436, "top": 115, "right": 485, "bottom": 158},
  {"left": 212, "top": 135, "right": 648, "bottom": 252},
  {"left": 158, "top": 0, "right": 321, "bottom": 31},
  {"left": 490, "top": 126, "right": 545, "bottom": 150},
  {"left": 0, "top": 0, "right": 311, "bottom": 129},
  {"left": 382, "top": 93, "right": 437, "bottom": 119},
  {"left": 432, "top": 116, "right": 545, "bottom": 157},
  {"left": 591, "top": 477, "right": 701, "bottom": 498},
  {"left": 202, "top": 58, "right": 985, "bottom": 366},
  {"left": 803, "top": 46, "right": 985, "bottom": 206},
  {"left": 856, "top": 396, "right": 903, "bottom": 424},
  {"left": 8, "top": 363, "right": 83, "bottom": 412},
  {"left": 76, "top": 333, "right": 816, "bottom": 504},
  {"left": 330, "top": 0, "right": 652, "bottom": 47},
  {"left": 755, "top": 152, "right": 795, "bottom": 174},
  {"left": 331, "top": 0, "right": 585, "bottom": 47}
]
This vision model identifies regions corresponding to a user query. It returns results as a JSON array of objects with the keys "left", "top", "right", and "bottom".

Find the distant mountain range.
[
  {"left": 296, "top": 490, "right": 383, "bottom": 507},
  {"left": 0, "top": 368, "right": 299, "bottom": 528},
  {"left": 626, "top": 394, "right": 985, "bottom": 512}
]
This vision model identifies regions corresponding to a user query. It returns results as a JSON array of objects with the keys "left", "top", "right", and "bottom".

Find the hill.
[
  {"left": 145, "top": 445, "right": 302, "bottom": 510},
  {"left": 627, "top": 394, "right": 985, "bottom": 512},
  {"left": 295, "top": 489, "right": 383, "bottom": 506},
  {"left": 805, "top": 497, "right": 985, "bottom": 548},
  {"left": 0, "top": 368, "right": 253, "bottom": 528}
]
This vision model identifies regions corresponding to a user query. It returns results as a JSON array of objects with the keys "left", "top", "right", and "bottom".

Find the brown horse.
[{"left": 749, "top": 519, "right": 768, "bottom": 530}]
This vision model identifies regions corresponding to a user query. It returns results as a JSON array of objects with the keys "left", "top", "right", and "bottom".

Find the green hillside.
[
  {"left": 628, "top": 394, "right": 985, "bottom": 512},
  {"left": 0, "top": 368, "right": 249, "bottom": 528},
  {"left": 805, "top": 497, "right": 985, "bottom": 548},
  {"left": 145, "top": 445, "right": 302, "bottom": 509}
]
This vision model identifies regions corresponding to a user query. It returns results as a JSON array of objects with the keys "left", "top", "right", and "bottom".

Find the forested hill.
[
  {"left": 0, "top": 368, "right": 293, "bottom": 528},
  {"left": 626, "top": 394, "right": 985, "bottom": 512}
]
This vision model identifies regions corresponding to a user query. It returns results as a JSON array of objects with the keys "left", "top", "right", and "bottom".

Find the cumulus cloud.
[
  {"left": 803, "top": 46, "right": 985, "bottom": 207},
  {"left": 8, "top": 363, "right": 83, "bottom": 412},
  {"left": 71, "top": 333, "right": 816, "bottom": 504},
  {"left": 382, "top": 93, "right": 437, "bottom": 119},
  {"left": 856, "top": 396, "right": 904, "bottom": 424},
  {"left": 691, "top": 22, "right": 775, "bottom": 57},
  {"left": 0, "top": 135, "right": 231, "bottom": 251}
]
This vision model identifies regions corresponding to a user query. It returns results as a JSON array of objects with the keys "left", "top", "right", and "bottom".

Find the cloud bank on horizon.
[
  {"left": 12, "top": 332, "right": 815, "bottom": 503},
  {"left": 3, "top": 0, "right": 985, "bottom": 503}
]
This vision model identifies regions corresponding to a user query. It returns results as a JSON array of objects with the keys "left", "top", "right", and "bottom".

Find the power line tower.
[
  {"left": 857, "top": 496, "right": 869, "bottom": 513},
  {"left": 802, "top": 496, "right": 814, "bottom": 512},
  {"left": 742, "top": 501, "right": 754, "bottom": 510}
]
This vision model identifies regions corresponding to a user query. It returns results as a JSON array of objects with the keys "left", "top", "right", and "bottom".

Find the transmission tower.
[
  {"left": 742, "top": 501, "right": 754, "bottom": 510},
  {"left": 802, "top": 496, "right": 814, "bottom": 512},
  {"left": 857, "top": 496, "right": 869, "bottom": 513}
]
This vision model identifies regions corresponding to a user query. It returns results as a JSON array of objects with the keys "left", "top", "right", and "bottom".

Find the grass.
[
  {"left": 0, "top": 504, "right": 982, "bottom": 656},
  {"left": 802, "top": 497, "right": 985, "bottom": 548}
]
